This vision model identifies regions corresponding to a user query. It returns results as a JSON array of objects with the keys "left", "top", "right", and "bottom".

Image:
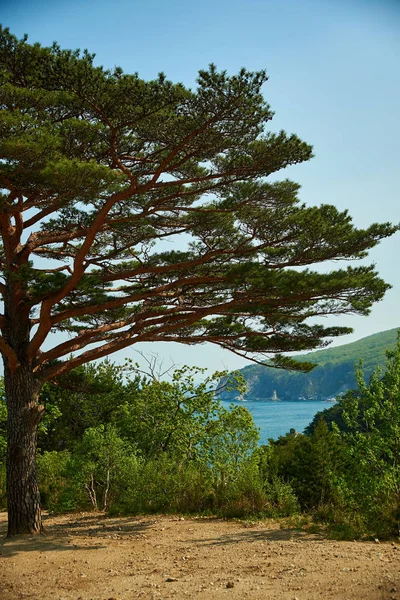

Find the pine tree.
[{"left": 0, "top": 27, "right": 396, "bottom": 534}]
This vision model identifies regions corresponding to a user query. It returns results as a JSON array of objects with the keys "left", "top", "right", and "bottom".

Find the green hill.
[{"left": 222, "top": 328, "right": 399, "bottom": 401}]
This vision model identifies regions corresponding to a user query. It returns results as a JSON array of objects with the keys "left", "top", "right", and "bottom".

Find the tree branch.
[{"left": 0, "top": 336, "right": 20, "bottom": 373}]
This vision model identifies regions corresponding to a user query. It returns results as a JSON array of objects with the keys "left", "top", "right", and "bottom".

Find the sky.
[{"left": 1, "top": 0, "right": 400, "bottom": 373}]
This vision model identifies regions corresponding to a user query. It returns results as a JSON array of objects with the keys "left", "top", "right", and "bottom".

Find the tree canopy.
[{"left": 0, "top": 27, "right": 396, "bottom": 381}]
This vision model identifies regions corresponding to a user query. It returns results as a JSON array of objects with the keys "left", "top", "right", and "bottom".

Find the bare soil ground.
[{"left": 0, "top": 512, "right": 399, "bottom": 600}]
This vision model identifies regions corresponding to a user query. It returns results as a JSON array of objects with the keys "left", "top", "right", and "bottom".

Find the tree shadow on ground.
[
  {"left": 0, "top": 512, "right": 155, "bottom": 557},
  {"left": 188, "top": 523, "right": 325, "bottom": 546}
]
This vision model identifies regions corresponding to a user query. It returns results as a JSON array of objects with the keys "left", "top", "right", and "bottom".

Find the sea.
[{"left": 226, "top": 399, "right": 332, "bottom": 444}]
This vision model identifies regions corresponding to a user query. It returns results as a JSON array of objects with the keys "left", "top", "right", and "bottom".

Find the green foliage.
[
  {"left": 262, "top": 421, "right": 347, "bottom": 511},
  {"left": 38, "top": 360, "right": 138, "bottom": 450},
  {"left": 200, "top": 405, "right": 260, "bottom": 476},
  {"left": 210, "top": 456, "right": 299, "bottom": 519},
  {"left": 304, "top": 402, "right": 349, "bottom": 435},
  {"left": 0, "top": 27, "right": 396, "bottom": 387},
  {"left": 38, "top": 450, "right": 299, "bottom": 520},
  {"left": 264, "top": 339, "right": 400, "bottom": 538},
  {"left": 109, "top": 455, "right": 212, "bottom": 516},
  {"left": 69, "top": 424, "right": 139, "bottom": 511},
  {"left": 30, "top": 347, "right": 400, "bottom": 536},
  {"left": 33, "top": 361, "right": 296, "bottom": 519},
  {"left": 3, "top": 345, "right": 400, "bottom": 537},
  {"left": 116, "top": 365, "right": 259, "bottom": 470},
  {"left": 338, "top": 341, "right": 400, "bottom": 537},
  {"left": 38, "top": 425, "right": 139, "bottom": 513},
  {"left": 118, "top": 366, "right": 225, "bottom": 460},
  {"left": 37, "top": 451, "right": 71, "bottom": 511}
]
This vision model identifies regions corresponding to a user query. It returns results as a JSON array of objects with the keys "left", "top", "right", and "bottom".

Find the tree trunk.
[{"left": 4, "top": 363, "right": 44, "bottom": 536}]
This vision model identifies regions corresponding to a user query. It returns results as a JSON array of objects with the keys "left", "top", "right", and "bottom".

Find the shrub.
[{"left": 37, "top": 450, "right": 71, "bottom": 511}]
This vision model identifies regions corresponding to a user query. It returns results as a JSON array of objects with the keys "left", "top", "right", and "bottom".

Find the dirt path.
[{"left": 0, "top": 512, "right": 399, "bottom": 600}]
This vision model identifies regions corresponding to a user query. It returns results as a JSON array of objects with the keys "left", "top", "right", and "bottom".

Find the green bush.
[
  {"left": 262, "top": 421, "right": 347, "bottom": 512},
  {"left": 338, "top": 341, "right": 400, "bottom": 537},
  {"left": 37, "top": 450, "right": 71, "bottom": 511},
  {"left": 110, "top": 456, "right": 212, "bottom": 515},
  {"left": 212, "top": 458, "right": 299, "bottom": 519}
]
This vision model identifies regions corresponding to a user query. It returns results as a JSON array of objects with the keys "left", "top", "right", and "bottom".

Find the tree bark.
[{"left": 4, "top": 363, "right": 44, "bottom": 536}]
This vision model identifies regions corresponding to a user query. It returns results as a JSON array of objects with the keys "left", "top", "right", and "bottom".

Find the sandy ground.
[{"left": 0, "top": 512, "right": 399, "bottom": 600}]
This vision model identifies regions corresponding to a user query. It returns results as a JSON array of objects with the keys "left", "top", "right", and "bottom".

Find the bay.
[{"left": 227, "top": 399, "right": 332, "bottom": 444}]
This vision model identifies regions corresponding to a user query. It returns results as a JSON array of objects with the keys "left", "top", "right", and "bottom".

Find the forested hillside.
[{"left": 221, "top": 328, "right": 399, "bottom": 400}]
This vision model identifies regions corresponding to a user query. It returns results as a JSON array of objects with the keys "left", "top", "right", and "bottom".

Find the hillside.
[{"left": 221, "top": 328, "right": 399, "bottom": 401}]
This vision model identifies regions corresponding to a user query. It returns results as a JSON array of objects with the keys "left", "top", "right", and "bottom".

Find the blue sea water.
[{"left": 226, "top": 399, "right": 331, "bottom": 444}]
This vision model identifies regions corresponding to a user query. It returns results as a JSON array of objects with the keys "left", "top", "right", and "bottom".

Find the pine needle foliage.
[{"left": 0, "top": 27, "right": 396, "bottom": 379}]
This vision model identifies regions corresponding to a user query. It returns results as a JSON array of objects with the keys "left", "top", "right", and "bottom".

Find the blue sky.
[{"left": 1, "top": 0, "right": 400, "bottom": 372}]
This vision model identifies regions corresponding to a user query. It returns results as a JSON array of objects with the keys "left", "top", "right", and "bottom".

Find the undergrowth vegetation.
[{"left": 1, "top": 339, "right": 399, "bottom": 539}]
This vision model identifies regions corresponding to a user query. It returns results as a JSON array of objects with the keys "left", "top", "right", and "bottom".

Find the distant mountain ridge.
[{"left": 221, "top": 328, "right": 399, "bottom": 401}]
